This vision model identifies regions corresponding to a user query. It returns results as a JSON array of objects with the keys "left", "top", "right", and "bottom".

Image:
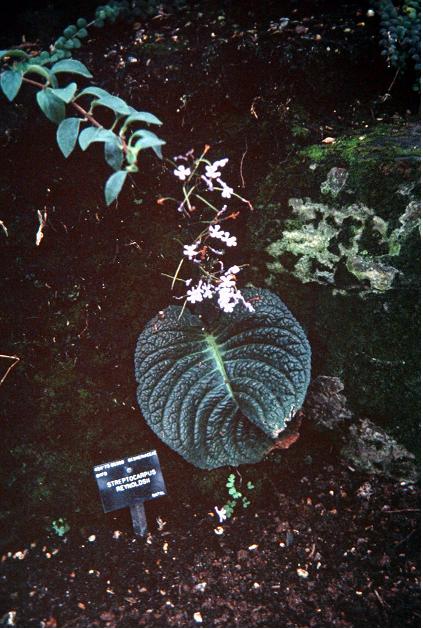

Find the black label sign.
[{"left": 93, "top": 450, "right": 166, "bottom": 513}]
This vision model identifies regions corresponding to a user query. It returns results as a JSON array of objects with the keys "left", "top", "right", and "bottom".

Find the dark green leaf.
[
  {"left": 0, "top": 70, "right": 23, "bottom": 101},
  {"left": 50, "top": 59, "right": 93, "bottom": 78},
  {"left": 0, "top": 49, "right": 29, "bottom": 59},
  {"left": 56, "top": 117, "right": 82, "bottom": 157},
  {"left": 92, "top": 93, "right": 132, "bottom": 116},
  {"left": 50, "top": 82, "right": 77, "bottom": 103},
  {"left": 36, "top": 88, "right": 66, "bottom": 124},
  {"left": 130, "top": 128, "right": 165, "bottom": 158},
  {"left": 104, "top": 137, "right": 124, "bottom": 170},
  {"left": 77, "top": 86, "right": 110, "bottom": 100},
  {"left": 123, "top": 111, "right": 163, "bottom": 127},
  {"left": 134, "top": 288, "right": 311, "bottom": 469},
  {"left": 78, "top": 126, "right": 116, "bottom": 151},
  {"left": 63, "top": 25, "right": 77, "bottom": 38},
  {"left": 104, "top": 170, "right": 128, "bottom": 205},
  {"left": 24, "top": 64, "right": 58, "bottom": 87}
]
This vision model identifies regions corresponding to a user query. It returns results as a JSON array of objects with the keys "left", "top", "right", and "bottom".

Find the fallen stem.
[{"left": 0, "top": 354, "right": 20, "bottom": 386}]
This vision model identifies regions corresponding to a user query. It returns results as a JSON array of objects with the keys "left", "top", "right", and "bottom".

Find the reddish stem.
[{"left": 22, "top": 76, "right": 128, "bottom": 153}]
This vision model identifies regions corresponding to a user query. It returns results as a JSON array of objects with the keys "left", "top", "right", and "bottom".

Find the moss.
[{"left": 291, "top": 125, "right": 311, "bottom": 140}]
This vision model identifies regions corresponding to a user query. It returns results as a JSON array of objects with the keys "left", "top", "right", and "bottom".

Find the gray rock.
[
  {"left": 320, "top": 167, "right": 349, "bottom": 197},
  {"left": 341, "top": 418, "right": 417, "bottom": 482},
  {"left": 303, "top": 375, "right": 353, "bottom": 431}
]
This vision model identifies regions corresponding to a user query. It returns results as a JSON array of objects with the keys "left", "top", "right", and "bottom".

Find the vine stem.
[{"left": 22, "top": 76, "right": 129, "bottom": 153}]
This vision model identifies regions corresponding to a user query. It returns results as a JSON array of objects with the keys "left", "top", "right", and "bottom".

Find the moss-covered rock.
[{"left": 248, "top": 122, "right": 420, "bottom": 453}]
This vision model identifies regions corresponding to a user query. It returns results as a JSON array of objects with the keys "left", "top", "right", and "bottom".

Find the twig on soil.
[
  {"left": 395, "top": 528, "right": 417, "bottom": 547},
  {"left": 384, "top": 509, "right": 420, "bottom": 514},
  {"left": 374, "top": 588, "right": 390, "bottom": 608},
  {"left": 240, "top": 141, "right": 248, "bottom": 188},
  {"left": 0, "top": 354, "right": 20, "bottom": 386}
]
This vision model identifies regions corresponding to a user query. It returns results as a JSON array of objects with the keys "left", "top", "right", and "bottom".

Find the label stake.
[{"left": 130, "top": 501, "right": 148, "bottom": 537}]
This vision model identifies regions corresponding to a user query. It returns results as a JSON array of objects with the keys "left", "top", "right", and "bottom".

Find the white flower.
[
  {"left": 174, "top": 165, "right": 191, "bottom": 181},
  {"left": 187, "top": 281, "right": 204, "bottom": 303},
  {"left": 205, "top": 158, "right": 228, "bottom": 180},
  {"left": 221, "top": 184, "right": 234, "bottom": 199},
  {"left": 214, "top": 506, "right": 227, "bottom": 523},
  {"left": 215, "top": 158, "right": 229, "bottom": 169},
  {"left": 216, "top": 285, "right": 240, "bottom": 312},
  {"left": 201, "top": 175, "right": 214, "bottom": 191},
  {"left": 201, "top": 283, "right": 215, "bottom": 299},
  {"left": 226, "top": 265, "right": 240, "bottom": 275},
  {"left": 183, "top": 244, "right": 200, "bottom": 260},
  {"left": 209, "top": 224, "right": 223, "bottom": 239},
  {"left": 217, "top": 178, "right": 233, "bottom": 199},
  {"left": 205, "top": 164, "right": 221, "bottom": 179},
  {"left": 209, "top": 225, "right": 237, "bottom": 247},
  {"left": 219, "top": 274, "right": 236, "bottom": 289}
]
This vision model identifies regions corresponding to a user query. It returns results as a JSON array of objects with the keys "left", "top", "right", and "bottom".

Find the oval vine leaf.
[
  {"left": 104, "top": 137, "right": 124, "bottom": 171},
  {"left": 36, "top": 88, "right": 65, "bottom": 124},
  {"left": 104, "top": 170, "right": 128, "bottom": 205},
  {"left": 134, "top": 288, "right": 311, "bottom": 469},
  {"left": 23, "top": 64, "right": 57, "bottom": 87},
  {"left": 50, "top": 82, "right": 77, "bottom": 103},
  {"left": 77, "top": 86, "right": 110, "bottom": 99},
  {"left": 124, "top": 111, "right": 163, "bottom": 126},
  {"left": 56, "top": 117, "right": 82, "bottom": 158},
  {"left": 0, "top": 69, "right": 23, "bottom": 101},
  {"left": 93, "top": 93, "right": 132, "bottom": 116},
  {"left": 50, "top": 59, "right": 93, "bottom": 78},
  {"left": 0, "top": 49, "right": 29, "bottom": 60},
  {"left": 78, "top": 126, "right": 115, "bottom": 151}
]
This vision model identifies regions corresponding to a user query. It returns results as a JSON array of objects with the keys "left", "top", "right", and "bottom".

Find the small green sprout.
[
  {"left": 221, "top": 473, "right": 255, "bottom": 519},
  {"left": 50, "top": 517, "right": 70, "bottom": 537}
]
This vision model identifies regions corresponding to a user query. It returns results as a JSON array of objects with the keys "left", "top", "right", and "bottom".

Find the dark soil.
[
  {"left": 0, "top": 1, "right": 420, "bottom": 627},
  {"left": 0, "top": 456, "right": 420, "bottom": 628}
]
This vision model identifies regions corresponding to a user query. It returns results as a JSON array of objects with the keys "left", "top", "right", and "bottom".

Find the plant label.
[{"left": 93, "top": 450, "right": 166, "bottom": 536}]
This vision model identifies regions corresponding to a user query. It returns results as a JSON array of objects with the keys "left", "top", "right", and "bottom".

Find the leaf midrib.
[{"left": 204, "top": 332, "right": 239, "bottom": 408}]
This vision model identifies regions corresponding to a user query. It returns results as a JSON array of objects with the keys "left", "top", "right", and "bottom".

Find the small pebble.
[
  {"left": 193, "top": 611, "right": 203, "bottom": 623},
  {"left": 194, "top": 582, "right": 207, "bottom": 592},
  {"left": 88, "top": 535, "right": 96, "bottom": 542},
  {"left": 297, "top": 568, "right": 309, "bottom": 579}
]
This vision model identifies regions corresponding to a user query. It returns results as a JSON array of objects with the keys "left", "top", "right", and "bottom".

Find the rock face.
[
  {"left": 302, "top": 375, "right": 353, "bottom": 431},
  {"left": 249, "top": 122, "right": 420, "bottom": 453},
  {"left": 341, "top": 418, "right": 417, "bottom": 483}
]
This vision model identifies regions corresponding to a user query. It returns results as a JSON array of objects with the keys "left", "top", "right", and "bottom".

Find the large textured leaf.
[{"left": 134, "top": 288, "right": 311, "bottom": 469}]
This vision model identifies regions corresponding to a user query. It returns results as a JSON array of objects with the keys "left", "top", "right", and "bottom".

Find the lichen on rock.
[{"left": 263, "top": 129, "right": 420, "bottom": 295}]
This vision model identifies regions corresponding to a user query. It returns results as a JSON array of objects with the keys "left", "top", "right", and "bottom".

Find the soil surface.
[{"left": 0, "top": 455, "right": 420, "bottom": 628}]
